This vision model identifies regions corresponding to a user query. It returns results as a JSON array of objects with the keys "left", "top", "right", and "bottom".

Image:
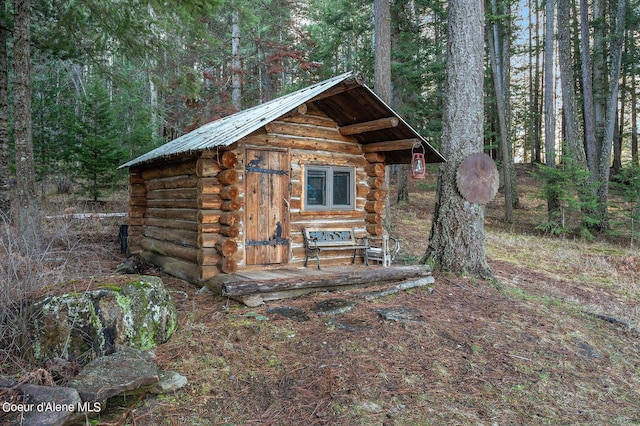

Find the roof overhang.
[
  {"left": 310, "top": 84, "right": 444, "bottom": 165},
  {"left": 119, "top": 71, "right": 445, "bottom": 169}
]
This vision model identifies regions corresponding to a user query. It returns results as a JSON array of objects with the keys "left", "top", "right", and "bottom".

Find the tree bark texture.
[
  {"left": 374, "top": 0, "right": 391, "bottom": 105},
  {"left": 595, "top": 0, "right": 626, "bottom": 230},
  {"left": 632, "top": 58, "right": 638, "bottom": 166},
  {"left": 14, "top": 0, "right": 40, "bottom": 241},
  {"left": 529, "top": 0, "right": 543, "bottom": 164},
  {"left": 231, "top": 7, "right": 241, "bottom": 111},
  {"left": 0, "top": 0, "right": 9, "bottom": 216},
  {"left": 486, "top": 3, "right": 514, "bottom": 222},
  {"left": 543, "top": 0, "right": 561, "bottom": 219},
  {"left": 580, "top": 0, "right": 598, "bottom": 174},
  {"left": 423, "top": 0, "right": 491, "bottom": 277},
  {"left": 543, "top": 0, "right": 556, "bottom": 168},
  {"left": 396, "top": 165, "right": 409, "bottom": 204},
  {"left": 592, "top": 0, "right": 606, "bottom": 155},
  {"left": 557, "top": 0, "right": 586, "bottom": 163}
]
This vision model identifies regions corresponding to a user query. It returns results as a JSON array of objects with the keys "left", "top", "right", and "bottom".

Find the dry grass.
[{"left": 2, "top": 166, "right": 639, "bottom": 425}]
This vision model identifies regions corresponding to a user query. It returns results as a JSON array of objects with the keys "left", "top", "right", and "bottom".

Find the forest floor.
[{"left": 3, "top": 164, "right": 640, "bottom": 425}]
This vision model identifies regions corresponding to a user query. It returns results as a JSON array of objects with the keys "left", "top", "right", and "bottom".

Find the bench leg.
[
  {"left": 352, "top": 248, "right": 369, "bottom": 265},
  {"left": 315, "top": 250, "right": 321, "bottom": 270}
]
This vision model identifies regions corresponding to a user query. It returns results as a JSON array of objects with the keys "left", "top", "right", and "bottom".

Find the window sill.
[{"left": 298, "top": 209, "right": 358, "bottom": 216}]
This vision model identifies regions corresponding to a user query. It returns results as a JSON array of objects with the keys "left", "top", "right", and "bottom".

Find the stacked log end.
[
  {"left": 364, "top": 159, "right": 387, "bottom": 236},
  {"left": 197, "top": 150, "right": 242, "bottom": 280}
]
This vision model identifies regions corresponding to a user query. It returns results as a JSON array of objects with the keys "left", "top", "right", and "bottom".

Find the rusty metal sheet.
[{"left": 456, "top": 153, "right": 499, "bottom": 204}]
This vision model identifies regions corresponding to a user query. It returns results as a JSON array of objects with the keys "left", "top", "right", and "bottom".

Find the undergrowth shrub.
[
  {"left": 0, "top": 212, "right": 78, "bottom": 373},
  {"left": 610, "top": 165, "right": 640, "bottom": 247},
  {"left": 55, "top": 176, "right": 74, "bottom": 194},
  {"left": 1, "top": 215, "right": 50, "bottom": 372},
  {"left": 534, "top": 149, "right": 600, "bottom": 238}
]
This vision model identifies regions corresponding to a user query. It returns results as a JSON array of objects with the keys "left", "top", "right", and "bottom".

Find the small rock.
[
  {"left": 312, "top": 299, "right": 357, "bottom": 316},
  {"left": 267, "top": 306, "right": 310, "bottom": 322},
  {"left": 327, "top": 318, "right": 369, "bottom": 332},
  {"left": 375, "top": 307, "right": 425, "bottom": 323},
  {"left": 147, "top": 371, "right": 188, "bottom": 394},
  {"left": 359, "top": 400, "right": 383, "bottom": 413},
  {"left": 575, "top": 339, "right": 601, "bottom": 358},
  {"left": 11, "top": 384, "right": 83, "bottom": 426},
  {"left": 115, "top": 256, "right": 146, "bottom": 274},
  {"left": 195, "top": 286, "right": 213, "bottom": 295}
]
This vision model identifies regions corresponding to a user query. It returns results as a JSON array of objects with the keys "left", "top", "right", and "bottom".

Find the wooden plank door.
[{"left": 245, "top": 149, "right": 290, "bottom": 265}]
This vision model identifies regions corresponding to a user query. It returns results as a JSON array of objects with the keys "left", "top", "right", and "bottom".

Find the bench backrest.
[{"left": 303, "top": 228, "right": 357, "bottom": 247}]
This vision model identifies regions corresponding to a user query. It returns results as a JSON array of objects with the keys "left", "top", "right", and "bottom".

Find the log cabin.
[{"left": 119, "top": 71, "right": 445, "bottom": 299}]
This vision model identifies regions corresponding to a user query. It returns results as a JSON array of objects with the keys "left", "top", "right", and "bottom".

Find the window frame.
[{"left": 304, "top": 165, "right": 356, "bottom": 211}]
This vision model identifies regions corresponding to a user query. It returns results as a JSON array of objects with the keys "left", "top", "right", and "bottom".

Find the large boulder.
[{"left": 28, "top": 276, "right": 177, "bottom": 364}]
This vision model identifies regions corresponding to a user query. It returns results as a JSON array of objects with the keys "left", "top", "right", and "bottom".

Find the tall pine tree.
[{"left": 73, "top": 78, "right": 125, "bottom": 201}]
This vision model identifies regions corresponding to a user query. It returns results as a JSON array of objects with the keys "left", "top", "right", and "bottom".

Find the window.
[{"left": 305, "top": 166, "right": 355, "bottom": 210}]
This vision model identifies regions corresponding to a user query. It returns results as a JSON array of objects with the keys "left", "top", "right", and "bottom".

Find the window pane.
[
  {"left": 306, "top": 169, "right": 326, "bottom": 206},
  {"left": 333, "top": 170, "right": 351, "bottom": 206}
]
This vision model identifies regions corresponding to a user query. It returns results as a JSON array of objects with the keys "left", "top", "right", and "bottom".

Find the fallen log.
[{"left": 214, "top": 265, "right": 431, "bottom": 297}]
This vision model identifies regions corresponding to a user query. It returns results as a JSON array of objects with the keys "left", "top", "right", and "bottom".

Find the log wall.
[{"left": 129, "top": 157, "right": 201, "bottom": 283}]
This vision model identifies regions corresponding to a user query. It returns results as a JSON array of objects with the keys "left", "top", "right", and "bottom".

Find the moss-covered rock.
[{"left": 28, "top": 276, "right": 177, "bottom": 364}]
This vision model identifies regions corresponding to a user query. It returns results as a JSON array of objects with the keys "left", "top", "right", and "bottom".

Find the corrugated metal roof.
[{"left": 119, "top": 71, "right": 358, "bottom": 168}]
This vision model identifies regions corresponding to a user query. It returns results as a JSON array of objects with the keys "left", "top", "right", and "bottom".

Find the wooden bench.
[{"left": 303, "top": 227, "right": 369, "bottom": 270}]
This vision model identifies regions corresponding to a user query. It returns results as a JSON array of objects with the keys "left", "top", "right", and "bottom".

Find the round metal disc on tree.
[{"left": 456, "top": 153, "right": 499, "bottom": 204}]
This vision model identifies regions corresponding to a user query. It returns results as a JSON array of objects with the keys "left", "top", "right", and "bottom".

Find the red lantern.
[{"left": 411, "top": 142, "right": 426, "bottom": 179}]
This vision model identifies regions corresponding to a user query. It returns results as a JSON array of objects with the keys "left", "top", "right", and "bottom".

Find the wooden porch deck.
[{"left": 204, "top": 264, "right": 434, "bottom": 306}]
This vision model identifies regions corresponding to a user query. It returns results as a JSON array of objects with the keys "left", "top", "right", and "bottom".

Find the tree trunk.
[
  {"left": 422, "top": 0, "right": 491, "bottom": 278},
  {"left": 14, "top": 0, "right": 40, "bottom": 242},
  {"left": 498, "top": 0, "right": 519, "bottom": 209},
  {"left": 632, "top": 54, "right": 638, "bottom": 167},
  {"left": 592, "top": 0, "right": 606, "bottom": 157},
  {"left": 557, "top": 0, "right": 583, "bottom": 159},
  {"left": 557, "top": 0, "right": 599, "bottom": 226},
  {"left": 231, "top": 7, "right": 241, "bottom": 111},
  {"left": 374, "top": 0, "right": 392, "bottom": 230},
  {"left": 397, "top": 165, "right": 409, "bottom": 204},
  {"left": 531, "top": 0, "right": 543, "bottom": 164},
  {"left": 391, "top": 0, "right": 408, "bottom": 205},
  {"left": 595, "top": 0, "right": 626, "bottom": 230},
  {"left": 543, "top": 0, "right": 560, "bottom": 220},
  {"left": 0, "top": 0, "right": 9, "bottom": 216},
  {"left": 613, "top": 72, "right": 624, "bottom": 176},
  {"left": 486, "top": 0, "right": 515, "bottom": 222},
  {"left": 580, "top": 0, "right": 599, "bottom": 175},
  {"left": 374, "top": 0, "right": 391, "bottom": 105}
]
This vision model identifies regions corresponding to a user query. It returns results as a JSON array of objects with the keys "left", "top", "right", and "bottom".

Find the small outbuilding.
[{"left": 120, "top": 71, "right": 445, "bottom": 294}]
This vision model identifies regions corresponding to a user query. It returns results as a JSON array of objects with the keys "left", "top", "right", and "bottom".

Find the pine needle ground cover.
[
  {"left": 125, "top": 165, "right": 639, "bottom": 425},
  {"left": 2, "top": 165, "right": 638, "bottom": 425}
]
